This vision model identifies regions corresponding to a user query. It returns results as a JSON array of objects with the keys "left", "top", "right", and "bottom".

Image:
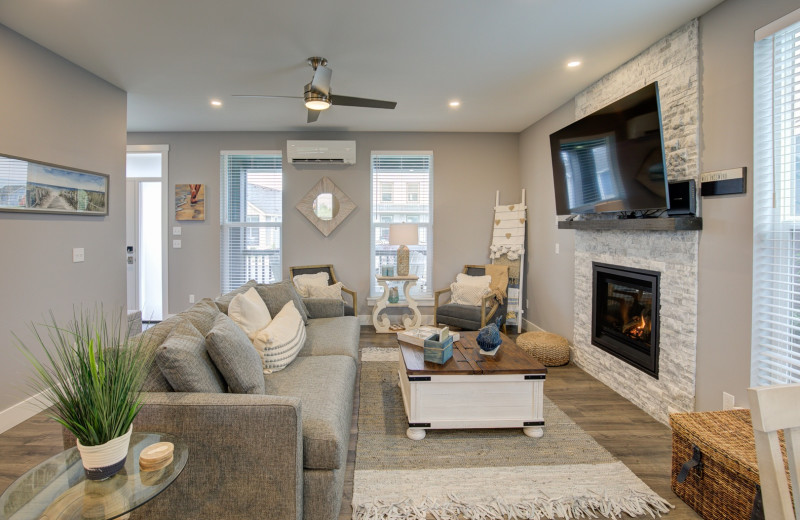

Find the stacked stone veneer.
[{"left": 571, "top": 20, "right": 700, "bottom": 425}]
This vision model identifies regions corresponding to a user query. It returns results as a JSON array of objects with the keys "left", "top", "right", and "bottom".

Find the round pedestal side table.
[{"left": 0, "top": 432, "right": 188, "bottom": 520}]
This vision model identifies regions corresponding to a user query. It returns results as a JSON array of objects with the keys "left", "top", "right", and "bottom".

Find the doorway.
[{"left": 126, "top": 145, "right": 169, "bottom": 322}]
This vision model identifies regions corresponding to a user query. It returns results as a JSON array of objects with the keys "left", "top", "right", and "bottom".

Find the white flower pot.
[{"left": 76, "top": 426, "right": 133, "bottom": 480}]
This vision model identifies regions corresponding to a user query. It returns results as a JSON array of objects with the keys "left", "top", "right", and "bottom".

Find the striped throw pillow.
[{"left": 253, "top": 300, "right": 306, "bottom": 373}]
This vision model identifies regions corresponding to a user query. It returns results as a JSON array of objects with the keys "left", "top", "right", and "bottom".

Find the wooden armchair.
[
  {"left": 433, "top": 264, "right": 506, "bottom": 331},
  {"left": 289, "top": 264, "right": 357, "bottom": 316},
  {"left": 748, "top": 383, "right": 800, "bottom": 520}
]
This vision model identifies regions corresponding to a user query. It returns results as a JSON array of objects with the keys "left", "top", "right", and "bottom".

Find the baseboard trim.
[{"left": 0, "top": 390, "right": 52, "bottom": 434}]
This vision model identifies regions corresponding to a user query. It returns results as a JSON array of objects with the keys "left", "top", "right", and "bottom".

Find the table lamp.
[{"left": 389, "top": 223, "right": 419, "bottom": 276}]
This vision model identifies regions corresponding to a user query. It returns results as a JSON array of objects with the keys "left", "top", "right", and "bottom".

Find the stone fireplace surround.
[{"left": 568, "top": 20, "right": 700, "bottom": 425}]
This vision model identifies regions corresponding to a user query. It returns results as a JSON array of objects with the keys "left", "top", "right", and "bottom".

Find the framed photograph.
[
  {"left": 175, "top": 184, "right": 205, "bottom": 221},
  {"left": 0, "top": 152, "right": 109, "bottom": 215}
]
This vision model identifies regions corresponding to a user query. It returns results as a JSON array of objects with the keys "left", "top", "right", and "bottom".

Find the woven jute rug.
[{"left": 353, "top": 348, "right": 672, "bottom": 520}]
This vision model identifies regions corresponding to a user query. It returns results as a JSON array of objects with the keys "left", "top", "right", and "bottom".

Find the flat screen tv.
[{"left": 550, "top": 82, "right": 669, "bottom": 216}]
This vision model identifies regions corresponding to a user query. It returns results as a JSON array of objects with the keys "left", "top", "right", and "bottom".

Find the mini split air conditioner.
[{"left": 287, "top": 140, "right": 356, "bottom": 165}]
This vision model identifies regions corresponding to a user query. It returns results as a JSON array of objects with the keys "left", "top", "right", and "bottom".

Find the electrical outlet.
[
  {"left": 722, "top": 392, "right": 735, "bottom": 410},
  {"left": 189, "top": 294, "right": 195, "bottom": 304},
  {"left": 72, "top": 248, "right": 85, "bottom": 263},
  {"left": 526, "top": 299, "right": 529, "bottom": 308},
  {"left": 555, "top": 243, "right": 560, "bottom": 254}
]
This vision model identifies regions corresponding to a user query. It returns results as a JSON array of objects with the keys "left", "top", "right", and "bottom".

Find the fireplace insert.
[{"left": 591, "top": 262, "right": 660, "bottom": 378}]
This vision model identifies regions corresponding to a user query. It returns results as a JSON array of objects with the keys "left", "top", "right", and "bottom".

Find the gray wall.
[
  {"left": 0, "top": 25, "right": 127, "bottom": 416},
  {"left": 520, "top": 0, "right": 800, "bottom": 412},
  {"left": 519, "top": 101, "right": 576, "bottom": 339},
  {"left": 695, "top": 0, "right": 799, "bottom": 411},
  {"left": 126, "top": 132, "right": 520, "bottom": 316}
]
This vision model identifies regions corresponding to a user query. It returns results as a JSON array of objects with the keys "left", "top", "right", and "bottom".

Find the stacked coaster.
[{"left": 139, "top": 442, "right": 174, "bottom": 471}]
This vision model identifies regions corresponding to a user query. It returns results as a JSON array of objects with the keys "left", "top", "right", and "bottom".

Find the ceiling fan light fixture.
[{"left": 305, "top": 99, "right": 331, "bottom": 110}]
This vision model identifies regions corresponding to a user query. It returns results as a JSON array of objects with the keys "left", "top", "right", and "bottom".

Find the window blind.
[
  {"left": 752, "top": 16, "right": 800, "bottom": 385},
  {"left": 220, "top": 152, "right": 282, "bottom": 294},
  {"left": 370, "top": 152, "right": 433, "bottom": 298}
]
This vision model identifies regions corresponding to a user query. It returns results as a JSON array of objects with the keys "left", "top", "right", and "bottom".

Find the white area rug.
[{"left": 353, "top": 348, "right": 672, "bottom": 519}]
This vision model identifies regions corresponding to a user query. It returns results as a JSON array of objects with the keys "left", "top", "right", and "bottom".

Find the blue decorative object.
[
  {"left": 476, "top": 317, "right": 503, "bottom": 352},
  {"left": 423, "top": 328, "right": 454, "bottom": 365}
]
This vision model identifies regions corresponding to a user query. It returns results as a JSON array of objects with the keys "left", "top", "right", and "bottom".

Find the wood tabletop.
[{"left": 400, "top": 331, "right": 547, "bottom": 376}]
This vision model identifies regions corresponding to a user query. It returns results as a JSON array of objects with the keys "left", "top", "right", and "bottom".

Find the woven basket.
[
  {"left": 670, "top": 409, "right": 790, "bottom": 520},
  {"left": 516, "top": 331, "right": 569, "bottom": 366}
]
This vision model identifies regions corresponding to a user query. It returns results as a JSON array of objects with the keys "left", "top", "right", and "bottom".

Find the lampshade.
[{"left": 389, "top": 223, "right": 419, "bottom": 246}]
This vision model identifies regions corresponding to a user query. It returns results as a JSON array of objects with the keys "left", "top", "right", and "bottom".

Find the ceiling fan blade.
[
  {"left": 232, "top": 94, "right": 303, "bottom": 99},
  {"left": 330, "top": 94, "right": 397, "bottom": 109},
  {"left": 310, "top": 65, "right": 332, "bottom": 96},
  {"left": 307, "top": 109, "right": 320, "bottom": 123}
]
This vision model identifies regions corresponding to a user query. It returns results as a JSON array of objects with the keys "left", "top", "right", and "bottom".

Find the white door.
[{"left": 126, "top": 145, "right": 169, "bottom": 321}]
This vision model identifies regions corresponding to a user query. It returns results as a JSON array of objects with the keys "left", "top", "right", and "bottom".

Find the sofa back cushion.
[
  {"left": 256, "top": 280, "right": 309, "bottom": 324},
  {"left": 156, "top": 318, "right": 226, "bottom": 393},
  {"left": 206, "top": 313, "right": 266, "bottom": 394}
]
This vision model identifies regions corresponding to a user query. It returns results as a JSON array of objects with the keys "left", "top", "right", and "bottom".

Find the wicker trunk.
[{"left": 670, "top": 409, "right": 774, "bottom": 520}]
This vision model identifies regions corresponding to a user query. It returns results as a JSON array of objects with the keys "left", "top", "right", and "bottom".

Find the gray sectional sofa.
[{"left": 67, "top": 281, "right": 360, "bottom": 520}]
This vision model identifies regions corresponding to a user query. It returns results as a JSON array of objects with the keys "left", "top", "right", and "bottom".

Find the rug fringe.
[{"left": 353, "top": 489, "right": 674, "bottom": 520}]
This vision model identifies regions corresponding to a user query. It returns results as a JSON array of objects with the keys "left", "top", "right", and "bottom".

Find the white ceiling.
[{"left": 0, "top": 0, "right": 725, "bottom": 133}]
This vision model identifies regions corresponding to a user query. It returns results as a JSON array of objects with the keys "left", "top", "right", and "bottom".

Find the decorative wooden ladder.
[{"left": 491, "top": 189, "right": 526, "bottom": 333}]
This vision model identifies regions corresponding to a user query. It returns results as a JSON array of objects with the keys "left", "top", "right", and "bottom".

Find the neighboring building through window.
[
  {"left": 370, "top": 152, "right": 433, "bottom": 298},
  {"left": 220, "top": 152, "right": 282, "bottom": 293},
  {"left": 752, "top": 11, "right": 800, "bottom": 386}
]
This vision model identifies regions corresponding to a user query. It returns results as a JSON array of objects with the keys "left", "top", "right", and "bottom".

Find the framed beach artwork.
[
  {"left": 0, "top": 152, "right": 109, "bottom": 215},
  {"left": 175, "top": 184, "right": 205, "bottom": 221}
]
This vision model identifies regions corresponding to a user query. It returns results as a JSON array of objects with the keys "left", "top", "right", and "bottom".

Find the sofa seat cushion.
[
  {"left": 263, "top": 355, "right": 355, "bottom": 470},
  {"left": 300, "top": 316, "right": 359, "bottom": 360}
]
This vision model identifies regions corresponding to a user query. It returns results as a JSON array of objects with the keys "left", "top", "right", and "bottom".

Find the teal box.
[{"left": 423, "top": 334, "right": 454, "bottom": 364}]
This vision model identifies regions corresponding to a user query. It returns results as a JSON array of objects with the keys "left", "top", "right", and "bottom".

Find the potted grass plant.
[{"left": 16, "top": 306, "right": 153, "bottom": 480}]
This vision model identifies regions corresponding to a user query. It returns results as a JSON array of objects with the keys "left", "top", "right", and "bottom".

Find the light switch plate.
[
  {"left": 72, "top": 248, "right": 85, "bottom": 263},
  {"left": 173, "top": 227, "right": 182, "bottom": 236},
  {"left": 173, "top": 240, "right": 181, "bottom": 248}
]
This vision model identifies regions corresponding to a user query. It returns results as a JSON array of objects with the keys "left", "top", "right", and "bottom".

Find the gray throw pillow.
[
  {"left": 206, "top": 313, "right": 265, "bottom": 395},
  {"left": 155, "top": 318, "right": 226, "bottom": 393},
  {"left": 256, "top": 280, "right": 309, "bottom": 324}
]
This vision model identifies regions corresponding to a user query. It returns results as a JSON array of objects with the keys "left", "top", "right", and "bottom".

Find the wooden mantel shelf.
[{"left": 557, "top": 216, "right": 702, "bottom": 231}]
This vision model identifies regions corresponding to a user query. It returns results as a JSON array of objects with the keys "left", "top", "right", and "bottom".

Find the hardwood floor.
[{"left": 0, "top": 327, "right": 699, "bottom": 519}]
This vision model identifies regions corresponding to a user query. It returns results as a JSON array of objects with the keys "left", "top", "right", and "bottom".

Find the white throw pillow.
[
  {"left": 450, "top": 282, "right": 491, "bottom": 306},
  {"left": 292, "top": 272, "right": 330, "bottom": 298},
  {"left": 306, "top": 281, "right": 344, "bottom": 301},
  {"left": 228, "top": 287, "right": 272, "bottom": 341},
  {"left": 456, "top": 273, "right": 492, "bottom": 287},
  {"left": 253, "top": 300, "right": 306, "bottom": 373}
]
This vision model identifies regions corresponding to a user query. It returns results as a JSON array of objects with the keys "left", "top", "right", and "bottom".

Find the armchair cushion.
[
  {"left": 450, "top": 282, "right": 491, "bottom": 306},
  {"left": 293, "top": 272, "right": 330, "bottom": 297},
  {"left": 435, "top": 303, "right": 490, "bottom": 331},
  {"left": 307, "top": 281, "right": 343, "bottom": 301}
]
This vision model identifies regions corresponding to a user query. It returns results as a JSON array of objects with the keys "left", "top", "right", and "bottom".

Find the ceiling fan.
[{"left": 233, "top": 57, "right": 397, "bottom": 123}]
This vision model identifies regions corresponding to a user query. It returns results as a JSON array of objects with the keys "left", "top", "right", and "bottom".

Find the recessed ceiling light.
[
  {"left": 210, "top": 99, "right": 222, "bottom": 107},
  {"left": 449, "top": 100, "right": 461, "bottom": 107},
  {"left": 567, "top": 60, "right": 582, "bottom": 68}
]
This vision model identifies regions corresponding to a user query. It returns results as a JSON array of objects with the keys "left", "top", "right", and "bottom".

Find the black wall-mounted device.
[{"left": 667, "top": 180, "right": 696, "bottom": 216}]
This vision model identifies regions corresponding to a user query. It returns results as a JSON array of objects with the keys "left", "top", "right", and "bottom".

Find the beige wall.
[
  {"left": 519, "top": 101, "right": 576, "bottom": 339},
  {"left": 126, "top": 132, "right": 520, "bottom": 316},
  {"left": 695, "top": 0, "right": 799, "bottom": 411},
  {"left": 0, "top": 25, "right": 127, "bottom": 419}
]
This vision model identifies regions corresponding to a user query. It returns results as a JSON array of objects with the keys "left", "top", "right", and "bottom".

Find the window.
[
  {"left": 220, "top": 152, "right": 282, "bottom": 293},
  {"left": 752, "top": 11, "right": 800, "bottom": 386},
  {"left": 370, "top": 152, "right": 433, "bottom": 298}
]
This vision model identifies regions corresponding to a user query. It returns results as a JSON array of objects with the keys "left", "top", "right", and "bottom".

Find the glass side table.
[{"left": 0, "top": 432, "right": 187, "bottom": 520}]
